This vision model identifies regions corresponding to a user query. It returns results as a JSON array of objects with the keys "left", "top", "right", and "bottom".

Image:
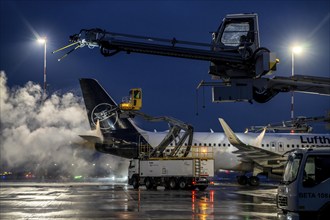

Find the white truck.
[
  {"left": 277, "top": 147, "right": 330, "bottom": 220},
  {"left": 128, "top": 147, "right": 214, "bottom": 191}
]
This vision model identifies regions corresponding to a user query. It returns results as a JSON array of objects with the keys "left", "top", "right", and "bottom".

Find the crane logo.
[{"left": 91, "top": 103, "right": 118, "bottom": 130}]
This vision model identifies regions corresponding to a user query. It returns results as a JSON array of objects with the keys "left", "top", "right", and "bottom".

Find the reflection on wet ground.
[{"left": 0, "top": 182, "right": 279, "bottom": 219}]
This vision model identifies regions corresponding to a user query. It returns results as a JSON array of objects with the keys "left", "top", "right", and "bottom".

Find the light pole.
[
  {"left": 37, "top": 37, "right": 47, "bottom": 98},
  {"left": 291, "top": 46, "right": 302, "bottom": 121}
]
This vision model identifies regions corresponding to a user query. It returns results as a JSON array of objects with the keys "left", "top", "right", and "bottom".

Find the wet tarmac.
[{"left": 0, "top": 182, "right": 279, "bottom": 219}]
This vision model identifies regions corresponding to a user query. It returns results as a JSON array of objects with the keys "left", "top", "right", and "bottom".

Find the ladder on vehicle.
[
  {"left": 120, "top": 110, "right": 194, "bottom": 158},
  {"left": 194, "top": 159, "right": 200, "bottom": 176}
]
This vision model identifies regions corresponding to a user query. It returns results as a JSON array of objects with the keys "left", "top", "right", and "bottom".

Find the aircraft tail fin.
[
  {"left": 79, "top": 78, "right": 147, "bottom": 158},
  {"left": 79, "top": 78, "right": 135, "bottom": 131}
]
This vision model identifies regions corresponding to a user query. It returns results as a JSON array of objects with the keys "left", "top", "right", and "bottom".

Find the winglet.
[
  {"left": 219, "top": 118, "right": 266, "bottom": 148},
  {"left": 218, "top": 118, "right": 244, "bottom": 145}
]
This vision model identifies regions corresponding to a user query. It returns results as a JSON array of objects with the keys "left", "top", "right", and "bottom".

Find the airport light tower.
[
  {"left": 291, "top": 46, "right": 302, "bottom": 121},
  {"left": 37, "top": 37, "right": 47, "bottom": 99}
]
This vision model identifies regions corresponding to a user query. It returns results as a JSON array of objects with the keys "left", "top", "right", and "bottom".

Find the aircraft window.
[
  {"left": 132, "top": 90, "right": 141, "bottom": 99},
  {"left": 262, "top": 144, "right": 264, "bottom": 147},
  {"left": 194, "top": 143, "right": 196, "bottom": 146},
  {"left": 266, "top": 144, "right": 269, "bottom": 147},
  {"left": 297, "top": 145, "right": 300, "bottom": 148},
  {"left": 166, "top": 149, "right": 170, "bottom": 152},
  {"left": 287, "top": 144, "right": 290, "bottom": 148},
  {"left": 209, "top": 143, "right": 212, "bottom": 147},
  {"left": 279, "top": 144, "right": 283, "bottom": 147},
  {"left": 170, "top": 143, "right": 173, "bottom": 146},
  {"left": 204, "top": 143, "right": 207, "bottom": 146},
  {"left": 199, "top": 143, "right": 202, "bottom": 146},
  {"left": 272, "top": 144, "right": 275, "bottom": 147},
  {"left": 213, "top": 143, "right": 216, "bottom": 147},
  {"left": 184, "top": 143, "right": 187, "bottom": 146},
  {"left": 228, "top": 144, "right": 230, "bottom": 147},
  {"left": 292, "top": 144, "right": 295, "bottom": 148},
  {"left": 223, "top": 143, "right": 226, "bottom": 147}
]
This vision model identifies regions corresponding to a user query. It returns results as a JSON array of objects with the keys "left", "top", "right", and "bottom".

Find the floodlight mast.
[{"left": 37, "top": 37, "right": 47, "bottom": 99}]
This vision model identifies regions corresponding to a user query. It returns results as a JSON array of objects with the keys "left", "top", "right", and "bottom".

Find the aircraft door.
[
  {"left": 278, "top": 142, "right": 284, "bottom": 152},
  {"left": 270, "top": 141, "right": 277, "bottom": 152}
]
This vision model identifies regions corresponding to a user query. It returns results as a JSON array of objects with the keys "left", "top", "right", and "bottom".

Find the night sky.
[{"left": 1, "top": 0, "right": 329, "bottom": 133}]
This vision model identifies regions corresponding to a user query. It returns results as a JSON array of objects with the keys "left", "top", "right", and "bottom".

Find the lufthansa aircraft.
[{"left": 79, "top": 78, "right": 330, "bottom": 186}]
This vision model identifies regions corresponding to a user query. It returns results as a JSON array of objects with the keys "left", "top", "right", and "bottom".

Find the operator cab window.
[
  {"left": 221, "top": 22, "right": 251, "bottom": 47},
  {"left": 303, "top": 155, "right": 330, "bottom": 187},
  {"left": 129, "top": 160, "right": 135, "bottom": 168}
]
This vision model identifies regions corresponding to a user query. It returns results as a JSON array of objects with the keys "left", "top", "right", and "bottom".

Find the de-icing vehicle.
[
  {"left": 54, "top": 13, "right": 330, "bottom": 103},
  {"left": 98, "top": 86, "right": 214, "bottom": 190},
  {"left": 277, "top": 148, "right": 330, "bottom": 219},
  {"left": 55, "top": 13, "right": 277, "bottom": 103},
  {"left": 118, "top": 88, "right": 214, "bottom": 190},
  {"left": 127, "top": 146, "right": 214, "bottom": 191}
]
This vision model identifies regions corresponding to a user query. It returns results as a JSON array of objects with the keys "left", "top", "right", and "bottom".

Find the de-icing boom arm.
[{"left": 53, "top": 14, "right": 278, "bottom": 82}]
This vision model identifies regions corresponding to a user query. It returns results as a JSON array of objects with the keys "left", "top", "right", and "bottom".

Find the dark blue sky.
[{"left": 1, "top": 0, "right": 329, "bottom": 133}]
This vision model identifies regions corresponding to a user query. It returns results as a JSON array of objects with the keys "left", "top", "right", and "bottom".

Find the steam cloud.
[{"left": 0, "top": 71, "right": 128, "bottom": 179}]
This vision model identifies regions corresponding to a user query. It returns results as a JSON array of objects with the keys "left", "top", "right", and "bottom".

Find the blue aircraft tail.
[{"left": 79, "top": 78, "right": 146, "bottom": 158}]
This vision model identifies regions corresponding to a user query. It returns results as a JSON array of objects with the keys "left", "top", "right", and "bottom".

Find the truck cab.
[{"left": 277, "top": 148, "right": 330, "bottom": 220}]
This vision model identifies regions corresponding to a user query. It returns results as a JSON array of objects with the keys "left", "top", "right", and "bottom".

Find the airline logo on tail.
[{"left": 91, "top": 103, "right": 118, "bottom": 130}]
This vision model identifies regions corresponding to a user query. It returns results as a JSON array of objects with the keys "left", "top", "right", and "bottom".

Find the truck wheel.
[
  {"left": 164, "top": 178, "right": 171, "bottom": 190},
  {"left": 132, "top": 176, "right": 139, "bottom": 189},
  {"left": 145, "top": 177, "right": 153, "bottom": 190},
  {"left": 190, "top": 185, "right": 197, "bottom": 190},
  {"left": 197, "top": 185, "right": 207, "bottom": 191},
  {"left": 237, "top": 175, "right": 248, "bottom": 185},
  {"left": 318, "top": 201, "right": 330, "bottom": 219},
  {"left": 248, "top": 176, "right": 260, "bottom": 186},
  {"left": 169, "top": 178, "right": 178, "bottom": 190},
  {"left": 179, "top": 178, "right": 187, "bottom": 190}
]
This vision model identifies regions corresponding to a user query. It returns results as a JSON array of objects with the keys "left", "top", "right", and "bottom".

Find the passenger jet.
[{"left": 79, "top": 78, "right": 330, "bottom": 186}]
